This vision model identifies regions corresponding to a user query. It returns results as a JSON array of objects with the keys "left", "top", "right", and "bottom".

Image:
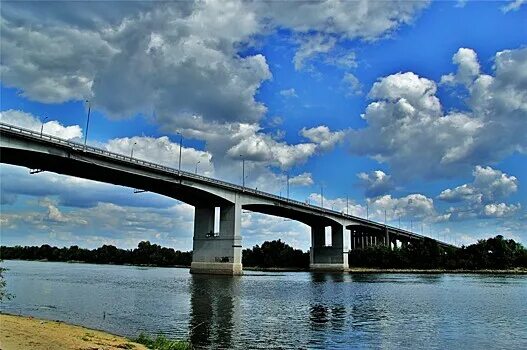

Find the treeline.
[
  {"left": 0, "top": 239, "right": 310, "bottom": 269},
  {"left": 0, "top": 241, "right": 192, "bottom": 267},
  {"left": 2, "top": 236, "right": 526, "bottom": 270},
  {"left": 242, "top": 240, "right": 310, "bottom": 268},
  {"left": 349, "top": 235, "right": 527, "bottom": 270}
]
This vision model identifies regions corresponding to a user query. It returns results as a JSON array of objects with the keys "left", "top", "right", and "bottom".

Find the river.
[{"left": 1, "top": 260, "right": 526, "bottom": 349}]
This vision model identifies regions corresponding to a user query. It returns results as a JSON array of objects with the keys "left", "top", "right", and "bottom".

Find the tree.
[{"left": 0, "top": 261, "right": 13, "bottom": 301}]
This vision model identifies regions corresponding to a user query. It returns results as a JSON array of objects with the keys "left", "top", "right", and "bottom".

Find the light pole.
[
  {"left": 240, "top": 155, "right": 245, "bottom": 189},
  {"left": 286, "top": 173, "right": 290, "bottom": 200},
  {"left": 177, "top": 132, "right": 183, "bottom": 174},
  {"left": 195, "top": 160, "right": 201, "bottom": 174},
  {"left": 130, "top": 141, "right": 137, "bottom": 159},
  {"left": 84, "top": 100, "right": 91, "bottom": 148},
  {"left": 40, "top": 116, "right": 48, "bottom": 137}
]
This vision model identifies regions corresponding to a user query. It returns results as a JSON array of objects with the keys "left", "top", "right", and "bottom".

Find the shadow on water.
[
  {"left": 188, "top": 274, "right": 238, "bottom": 349},
  {"left": 310, "top": 272, "right": 346, "bottom": 284}
]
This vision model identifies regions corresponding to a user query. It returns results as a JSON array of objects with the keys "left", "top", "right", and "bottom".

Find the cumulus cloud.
[
  {"left": 106, "top": 135, "right": 214, "bottom": 176},
  {"left": 483, "top": 203, "right": 521, "bottom": 218},
  {"left": 366, "top": 193, "right": 444, "bottom": 222},
  {"left": 439, "top": 166, "right": 521, "bottom": 221},
  {"left": 300, "top": 125, "right": 346, "bottom": 151},
  {"left": 440, "top": 48, "right": 480, "bottom": 86},
  {"left": 357, "top": 170, "right": 394, "bottom": 197},
  {"left": 226, "top": 124, "right": 317, "bottom": 169},
  {"left": 288, "top": 173, "right": 314, "bottom": 187},
  {"left": 0, "top": 0, "right": 429, "bottom": 130},
  {"left": 348, "top": 47, "right": 527, "bottom": 179},
  {"left": 0, "top": 109, "right": 82, "bottom": 140},
  {"left": 439, "top": 166, "right": 518, "bottom": 204}
]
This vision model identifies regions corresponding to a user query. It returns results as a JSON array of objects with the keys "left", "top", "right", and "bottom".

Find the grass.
[{"left": 132, "top": 333, "right": 191, "bottom": 350}]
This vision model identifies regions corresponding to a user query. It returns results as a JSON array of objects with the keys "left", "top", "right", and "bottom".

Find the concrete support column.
[
  {"left": 361, "top": 232, "right": 365, "bottom": 249},
  {"left": 310, "top": 223, "right": 347, "bottom": 271},
  {"left": 190, "top": 203, "right": 242, "bottom": 275},
  {"left": 385, "top": 229, "right": 390, "bottom": 250}
]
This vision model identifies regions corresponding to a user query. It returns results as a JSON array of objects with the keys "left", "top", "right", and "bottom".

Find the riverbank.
[
  {"left": 0, "top": 313, "right": 148, "bottom": 350},
  {"left": 347, "top": 267, "right": 527, "bottom": 274}
]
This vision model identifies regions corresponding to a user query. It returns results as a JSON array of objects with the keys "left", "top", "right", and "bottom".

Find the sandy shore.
[{"left": 0, "top": 313, "right": 148, "bottom": 350}]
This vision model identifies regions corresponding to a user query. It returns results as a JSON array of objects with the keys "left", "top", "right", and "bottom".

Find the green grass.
[{"left": 131, "top": 333, "right": 191, "bottom": 350}]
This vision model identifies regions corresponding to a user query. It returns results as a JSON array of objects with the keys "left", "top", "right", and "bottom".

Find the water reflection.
[{"left": 189, "top": 275, "right": 239, "bottom": 349}]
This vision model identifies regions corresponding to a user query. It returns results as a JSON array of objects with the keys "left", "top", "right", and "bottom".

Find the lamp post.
[
  {"left": 177, "top": 132, "right": 183, "bottom": 174},
  {"left": 84, "top": 100, "right": 91, "bottom": 148},
  {"left": 286, "top": 173, "right": 290, "bottom": 200},
  {"left": 40, "top": 116, "right": 48, "bottom": 137},
  {"left": 130, "top": 141, "right": 137, "bottom": 159},
  {"left": 195, "top": 160, "right": 201, "bottom": 174},
  {"left": 240, "top": 155, "right": 245, "bottom": 189}
]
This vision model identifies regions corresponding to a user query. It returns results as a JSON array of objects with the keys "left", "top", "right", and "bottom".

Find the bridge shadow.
[{"left": 188, "top": 274, "right": 239, "bottom": 348}]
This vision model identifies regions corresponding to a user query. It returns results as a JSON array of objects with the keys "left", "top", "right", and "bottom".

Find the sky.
[{"left": 0, "top": 0, "right": 526, "bottom": 251}]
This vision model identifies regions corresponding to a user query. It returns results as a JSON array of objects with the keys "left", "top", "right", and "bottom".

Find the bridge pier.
[
  {"left": 310, "top": 223, "right": 348, "bottom": 271},
  {"left": 190, "top": 204, "right": 243, "bottom": 275}
]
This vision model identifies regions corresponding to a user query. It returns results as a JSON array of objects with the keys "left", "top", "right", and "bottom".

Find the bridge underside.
[{"left": 0, "top": 128, "right": 440, "bottom": 276}]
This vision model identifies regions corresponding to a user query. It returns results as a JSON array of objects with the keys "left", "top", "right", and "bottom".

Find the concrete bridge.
[{"left": 0, "top": 122, "right": 454, "bottom": 275}]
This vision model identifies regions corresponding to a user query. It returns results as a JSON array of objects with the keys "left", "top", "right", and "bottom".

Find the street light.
[
  {"left": 130, "top": 141, "right": 137, "bottom": 159},
  {"left": 240, "top": 155, "right": 245, "bottom": 189},
  {"left": 84, "top": 100, "right": 91, "bottom": 148},
  {"left": 40, "top": 116, "right": 48, "bottom": 137},
  {"left": 195, "top": 160, "right": 201, "bottom": 174},
  {"left": 286, "top": 173, "right": 290, "bottom": 200},
  {"left": 177, "top": 131, "right": 183, "bottom": 174}
]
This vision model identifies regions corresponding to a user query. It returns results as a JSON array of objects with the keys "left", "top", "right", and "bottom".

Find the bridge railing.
[{"left": 0, "top": 122, "right": 449, "bottom": 246}]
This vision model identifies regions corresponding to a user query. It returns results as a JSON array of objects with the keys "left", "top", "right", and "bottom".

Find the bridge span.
[{"left": 0, "top": 122, "right": 454, "bottom": 275}]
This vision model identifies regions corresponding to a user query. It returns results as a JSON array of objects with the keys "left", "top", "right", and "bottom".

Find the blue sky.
[{"left": 1, "top": 0, "right": 526, "bottom": 250}]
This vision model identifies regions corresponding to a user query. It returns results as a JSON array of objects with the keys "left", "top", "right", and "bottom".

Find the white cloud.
[
  {"left": 288, "top": 173, "right": 314, "bottom": 187},
  {"left": 0, "top": 109, "right": 82, "bottom": 140},
  {"left": 483, "top": 203, "right": 521, "bottom": 217},
  {"left": 226, "top": 124, "right": 317, "bottom": 169},
  {"left": 501, "top": 0, "right": 526, "bottom": 13},
  {"left": 279, "top": 88, "right": 298, "bottom": 98},
  {"left": 349, "top": 47, "right": 527, "bottom": 179},
  {"left": 440, "top": 48, "right": 480, "bottom": 86},
  {"left": 293, "top": 34, "right": 336, "bottom": 70},
  {"left": 357, "top": 170, "right": 394, "bottom": 197},
  {"left": 300, "top": 125, "right": 346, "bottom": 151},
  {"left": 106, "top": 135, "right": 214, "bottom": 176},
  {"left": 366, "top": 193, "right": 441, "bottom": 222},
  {"left": 439, "top": 166, "right": 518, "bottom": 204},
  {"left": 343, "top": 73, "right": 362, "bottom": 95}
]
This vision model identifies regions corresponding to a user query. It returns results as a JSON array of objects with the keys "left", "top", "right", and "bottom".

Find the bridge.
[{"left": 0, "top": 122, "right": 454, "bottom": 275}]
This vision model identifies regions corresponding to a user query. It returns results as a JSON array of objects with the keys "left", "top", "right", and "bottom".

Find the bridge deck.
[{"left": 0, "top": 122, "right": 455, "bottom": 248}]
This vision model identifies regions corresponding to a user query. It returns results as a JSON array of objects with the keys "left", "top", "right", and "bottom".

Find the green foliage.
[
  {"left": 0, "top": 242, "right": 192, "bottom": 268},
  {"left": 349, "top": 235, "right": 527, "bottom": 270},
  {"left": 132, "top": 333, "right": 191, "bottom": 350},
  {"left": 0, "top": 260, "right": 14, "bottom": 301},
  {"left": 242, "top": 239, "right": 309, "bottom": 268}
]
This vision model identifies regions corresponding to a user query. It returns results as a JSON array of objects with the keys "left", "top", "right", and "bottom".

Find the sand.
[{"left": 0, "top": 313, "right": 149, "bottom": 350}]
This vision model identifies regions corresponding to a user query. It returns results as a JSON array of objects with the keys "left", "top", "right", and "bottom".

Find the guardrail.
[{"left": 0, "top": 122, "right": 452, "bottom": 245}]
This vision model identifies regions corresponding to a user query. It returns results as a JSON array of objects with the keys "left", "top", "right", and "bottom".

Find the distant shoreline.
[{"left": 4, "top": 259, "right": 527, "bottom": 274}]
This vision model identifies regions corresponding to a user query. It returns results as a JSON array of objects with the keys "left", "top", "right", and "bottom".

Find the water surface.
[{"left": 2, "top": 260, "right": 526, "bottom": 349}]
